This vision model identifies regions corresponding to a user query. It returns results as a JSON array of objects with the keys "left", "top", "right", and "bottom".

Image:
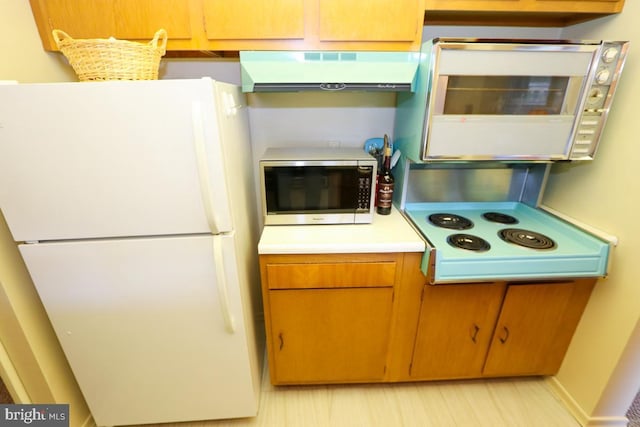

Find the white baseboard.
[{"left": 546, "top": 377, "right": 630, "bottom": 427}]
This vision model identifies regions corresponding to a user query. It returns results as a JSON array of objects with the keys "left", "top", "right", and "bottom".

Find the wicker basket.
[{"left": 52, "top": 29, "right": 167, "bottom": 81}]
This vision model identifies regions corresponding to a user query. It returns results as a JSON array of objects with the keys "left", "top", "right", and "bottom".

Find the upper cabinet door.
[
  {"left": 318, "top": 0, "right": 421, "bottom": 42},
  {"left": 112, "top": 0, "right": 193, "bottom": 40},
  {"left": 30, "top": 0, "right": 194, "bottom": 50},
  {"left": 424, "top": 0, "right": 625, "bottom": 26},
  {"left": 203, "top": 0, "right": 305, "bottom": 40},
  {"left": 425, "top": 0, "right": 623, "bottom": 11}
]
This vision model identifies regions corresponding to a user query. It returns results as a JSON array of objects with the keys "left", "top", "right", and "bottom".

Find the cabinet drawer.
[{"left": 265, "top": 261, "right": 396, "bottom": 289}]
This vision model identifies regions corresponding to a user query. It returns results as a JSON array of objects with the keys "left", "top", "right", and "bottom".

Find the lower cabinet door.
[
  {"left": 268, "top": 287, "right": 393, "bottom": 383},
  {"left": 410, "top": 283, "right": 504, "bottom": 379},
  {"left": 483, "top": 281, "right": 582, "bottom": 376}
]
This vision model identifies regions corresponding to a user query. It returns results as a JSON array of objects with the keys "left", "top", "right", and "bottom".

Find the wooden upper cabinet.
[
  {"left": 29, "top": 0, "right": 425, "bottom": 52},
  {"left": 29, "top": 0, "right": 625, "bottom": 52},
  {"left": 318, "top": 0, "right": 422, "bottom": 42},
  {"left": 202, "top": 0, "right": 424, "bottom": 51},
  {"left": 425, "top": 0, "right": 624, "bottom": 12},
  {"left": 424, "top": 0, "right": 625, "bottom": 26},
  {"left": 29, "top": 0, "right": 195, "bottom": 51},
  {"left": 111, "top": 0, "right": 192, "bottom": 40},
  {"left": 202, "top": 0, "right": 305, "bottom": 40}
]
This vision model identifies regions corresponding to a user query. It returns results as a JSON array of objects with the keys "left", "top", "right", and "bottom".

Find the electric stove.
[{"left": 404, "top": 201, "right": 609, "bottom": 283}]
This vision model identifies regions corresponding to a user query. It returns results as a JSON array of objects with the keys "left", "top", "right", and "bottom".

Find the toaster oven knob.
[
  {"left": 595, "top": 69, "right": 611, "bottom": 85},
  {"left": 602, "top": 47, "right": 619, "bottom": 63},
  {"left": 587, "top": 87, "right": 604, "bottom": 106}
]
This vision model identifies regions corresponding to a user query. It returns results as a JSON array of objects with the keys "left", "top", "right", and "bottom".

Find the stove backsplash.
[{"left": 393, "top": 156, "right": 550, "bottom": 209}]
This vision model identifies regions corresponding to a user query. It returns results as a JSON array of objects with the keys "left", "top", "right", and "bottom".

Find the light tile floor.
[{"left": 153, "top": 372, "right": 580, "bottom": 427}]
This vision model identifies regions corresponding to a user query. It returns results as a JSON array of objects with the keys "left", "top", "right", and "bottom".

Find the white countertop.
[{"left": 258, "top": 207, "right": 426, "bottom": 255}]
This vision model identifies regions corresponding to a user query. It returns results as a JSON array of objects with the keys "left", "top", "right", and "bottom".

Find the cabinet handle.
[
  {"left": 499, "top": 326, "right": 510, "bottom": 344},
  {"left": 470, "top": 324, "right": 480, "bottom": 343},
  {"left": 279, "top": 332, "right": 284, "bottom": 351}
]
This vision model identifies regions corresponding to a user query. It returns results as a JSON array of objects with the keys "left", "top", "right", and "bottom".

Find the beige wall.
[
  {"left": 0, "top": 1, "right": 75, "bottom": 82},
  {"left": 0, "top": 1, "right": 91, "bottom": 426},
  {"left": 544, "top": 3, "right": 640, "bottom": 425}
]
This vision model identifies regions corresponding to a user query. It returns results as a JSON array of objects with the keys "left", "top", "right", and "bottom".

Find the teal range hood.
[{"left": 239, "top": 51, "right": 419, "bottom": 93}]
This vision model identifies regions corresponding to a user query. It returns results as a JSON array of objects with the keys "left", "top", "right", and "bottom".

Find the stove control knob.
[
  {"left": 595, "top": 69, "right": 611, "bottom": 85},
  {"left": 602, "top": 47, "right": 619, "bottom": 63}
]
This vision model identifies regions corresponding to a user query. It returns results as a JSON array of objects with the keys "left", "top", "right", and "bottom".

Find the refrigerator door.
[
  {"left": 0, "top": 78, "right": 235, "bottom": 241},
  {"left": 19, "top": 234, "right": 257, "bottom": 426}
]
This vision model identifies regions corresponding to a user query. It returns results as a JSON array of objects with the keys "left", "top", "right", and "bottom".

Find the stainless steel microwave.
[
  {"left": 259, "top": 147, "right": 377, "bottom": 225},
  {"left": 395, "top": 38, "right": 629, "bottom": 162}
]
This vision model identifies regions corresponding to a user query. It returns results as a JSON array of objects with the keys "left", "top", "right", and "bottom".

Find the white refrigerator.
[{"left": 0, "top": 78, "right": 264, "bottom": 426}]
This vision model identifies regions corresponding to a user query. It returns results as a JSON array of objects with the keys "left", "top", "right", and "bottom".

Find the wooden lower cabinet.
[
  {"left": 268, "top": 288, "right": 393, "bottom": 383},
  {"left": 409, "top": 278, "right": 597, "bottom": 380},
  {"left": 260, "top": 252, "right": 597, "bottom": 384},
  {"left": 483, "top": 279, "right": 596, "bottom": 376},
  {"left": 260, "top": 253, "right": 402, "bottom": 385},
  {"left": 410, "top": 282, "right": 505, "bottom": 379}
]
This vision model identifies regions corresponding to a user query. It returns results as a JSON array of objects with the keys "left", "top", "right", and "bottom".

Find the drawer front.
[{"left": 265, "top": 260, "right": 397, "bottom": 289}]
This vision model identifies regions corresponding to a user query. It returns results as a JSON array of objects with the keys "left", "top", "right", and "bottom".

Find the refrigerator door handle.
[
  {"left": 213, "top": 235, "right": 236, "bottom": 333},
  {"left": 192, "top": 101, "right": 221, "bottom": 235}
]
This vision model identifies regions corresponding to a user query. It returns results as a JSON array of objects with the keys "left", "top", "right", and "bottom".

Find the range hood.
[{"left": 240, "top": 51, "right": 419, "bottom": 93}]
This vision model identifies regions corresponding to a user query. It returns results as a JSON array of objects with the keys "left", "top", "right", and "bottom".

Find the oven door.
[
  {"left": 423, "top": 41, "right": 599, "bottom": 161},
  {"left": 261, "top": 163, "right": 374, "bottom": 225}
]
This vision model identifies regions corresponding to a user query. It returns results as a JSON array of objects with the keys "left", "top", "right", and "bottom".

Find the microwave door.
[{"left": 261, "top": 162, "right": 375, "bottom": 225}]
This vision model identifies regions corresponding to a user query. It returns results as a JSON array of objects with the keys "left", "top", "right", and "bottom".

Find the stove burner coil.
[
  {"left": 447, "top": 234, "right": 491, "bottom": 252},
  {"left": 482, "top": 212, "right": 519, "bottom": 224},
  {"left": 498, "top": 228, "right": 557, "bottom": 250},
  {"left": 428, "top": 213, "right": 473, "bottom": 230}
]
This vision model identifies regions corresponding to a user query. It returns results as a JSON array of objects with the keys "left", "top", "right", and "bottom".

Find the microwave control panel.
[
  {"left": 569, "top": 41, "right": 630, "bottom": 160},
  {"left": 356, "top": 166, "right": 374, "bottom": 212}
]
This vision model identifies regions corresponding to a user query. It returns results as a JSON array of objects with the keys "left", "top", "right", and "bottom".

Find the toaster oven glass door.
[
  {"left": 439, "top": 75, "right": 581, "bottom": 117},
  {"left": 423, "top": 45, "right": 598, "bottom": 161}
]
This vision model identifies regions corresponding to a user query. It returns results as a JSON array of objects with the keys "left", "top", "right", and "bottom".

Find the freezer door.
[
  {"left": 0, "top": 78, "right": 237, "bottom": 241},
  {"left": 19, "top": 234, "right": 258, "bottom": 426}
]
